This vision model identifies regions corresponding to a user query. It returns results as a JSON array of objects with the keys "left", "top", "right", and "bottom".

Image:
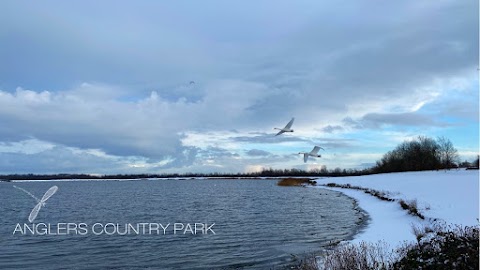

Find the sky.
[{"left": 0, "top": 0, "right": 478, "bottom": 174}]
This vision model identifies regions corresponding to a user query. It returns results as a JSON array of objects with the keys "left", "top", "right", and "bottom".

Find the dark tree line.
[
  {"left": 372, "top": 136, "right": 461, "bottom": 173},
  {"left": 0, "top": 167, "right": 370, "bottom": 181}
]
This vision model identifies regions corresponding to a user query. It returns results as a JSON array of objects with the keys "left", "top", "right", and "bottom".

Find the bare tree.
[{"left": 437, "top": 136, "right": 459, "bottom": 169}]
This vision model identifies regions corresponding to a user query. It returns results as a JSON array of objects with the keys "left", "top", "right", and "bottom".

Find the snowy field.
[{"left": 314, "top": 169, "right": 479, "bottom": 245}]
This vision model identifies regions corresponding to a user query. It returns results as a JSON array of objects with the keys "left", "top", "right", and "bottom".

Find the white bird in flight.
[
  {"left": 274, "top": 117, "right": 295, "bottom": 136},
  {"left": 298, "top": 146, "right": 324, "bottom": 163}
]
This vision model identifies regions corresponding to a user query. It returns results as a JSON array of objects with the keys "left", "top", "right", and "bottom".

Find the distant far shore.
[
  {"left": 0, "top": 168, "right": 366, "bottom": 181},
  {"left": 1, "top": 166, "right": 477, "bottom": 182},
  {"left": 0, "top": 176, "right": 289, "bottom": 182}
]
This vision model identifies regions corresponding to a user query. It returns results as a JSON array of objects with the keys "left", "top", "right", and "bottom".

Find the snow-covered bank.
[{"left": 314, "top": 169, "right": 479, "bottom": 245}]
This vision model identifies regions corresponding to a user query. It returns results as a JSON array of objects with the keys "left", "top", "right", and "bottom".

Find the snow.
[{"left": 314, "top": 169, "right": 479, "bottom": 245}]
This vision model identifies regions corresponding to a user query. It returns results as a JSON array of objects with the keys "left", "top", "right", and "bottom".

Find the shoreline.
[
  {"left": 316, "top": 185, "right": 421, "bottom": 245},
  {"left": 314, "top": 169, "right": 479, "bottom": 245}
]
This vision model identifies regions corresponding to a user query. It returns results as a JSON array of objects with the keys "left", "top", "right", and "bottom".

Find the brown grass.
[
  {"left": 277, "top": 178, "right": 316, "bottom": 186},
  {"left": 321, "top": 241, "right": 397, "bottom": 270},
  {"left": 399, "top": 199, "right": 425, "bottom": 219}
]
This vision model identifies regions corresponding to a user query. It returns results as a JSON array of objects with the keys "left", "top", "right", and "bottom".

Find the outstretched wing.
[
  {"left": 310, "top": 146, "right": 324, "bottom": 155},
  {"left": 275, "top": 130, "right": 286, "bottom": 136},
  {"left": 284, "top": 118, "right": 295, "bottom": 129},
  {"left": 303, "top": 153, "right": 309, "bottom": 163},
  {"left": 40, "top": 186, "right": 58, "bottom": 202},
  {"left": 13, "top": 185, "right": 40, "bottom": 202},
  {"left": 29, "top": 202, "right": 42, "bottom": 223}
]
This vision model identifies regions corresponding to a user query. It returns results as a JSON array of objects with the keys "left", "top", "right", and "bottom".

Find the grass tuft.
[
  {"left": 398, "top": 199, "right": 424, "bottom": 219},
  {"left": 322, "top": 241, "right": 396, "bottom": 270}
]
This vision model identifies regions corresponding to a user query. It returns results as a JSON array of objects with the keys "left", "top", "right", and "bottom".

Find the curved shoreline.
[
  {"left": 322, "top": 188, "right": 371, "bottom": 244},
  {"left": 317, "top": 185, "right": 421, "bottom": 245},
  {"left": 313, "top": 170, "right": 479, "bottom": 245}
]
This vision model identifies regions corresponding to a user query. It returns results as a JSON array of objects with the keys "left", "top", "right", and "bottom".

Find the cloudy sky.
[{"left": 0, "top": 0, "right": 478, "bottom": 174}]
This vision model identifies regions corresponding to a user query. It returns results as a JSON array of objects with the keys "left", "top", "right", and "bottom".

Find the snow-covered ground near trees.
[{"left": 314, "top": 169, "right": 479, "bottom": 245}]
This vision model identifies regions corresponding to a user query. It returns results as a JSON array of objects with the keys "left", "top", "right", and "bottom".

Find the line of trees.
[
  {"left": 0, "top": 167, "right": 369, "bottom": 181},
  {"left": 372, "top": 136, "right": 461, "bottom": 173}
]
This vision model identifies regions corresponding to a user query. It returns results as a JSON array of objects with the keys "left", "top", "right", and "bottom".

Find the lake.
[{"left": 0, "top": 179, "right": 365, "bottom": 269}]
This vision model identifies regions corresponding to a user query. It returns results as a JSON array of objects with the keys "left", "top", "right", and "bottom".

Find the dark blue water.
[{"left": 0, "top": 179, "right": 364, "bottom": 269}]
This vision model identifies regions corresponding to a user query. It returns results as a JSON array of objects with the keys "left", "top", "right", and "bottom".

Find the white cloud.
[
  {"left": 0, "top": 139, "right": 54, "bottom": 154},
  {"left": 0, "top": 0, "right": 477, "bottom": 173}
]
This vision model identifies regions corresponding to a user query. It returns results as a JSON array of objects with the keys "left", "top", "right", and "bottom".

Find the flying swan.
[
  {"left": 299, "top": 146, "right": 324, "bottom": 163},
  {"left": 274, "top": 117, "right": 295, "bottom": 136}
]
